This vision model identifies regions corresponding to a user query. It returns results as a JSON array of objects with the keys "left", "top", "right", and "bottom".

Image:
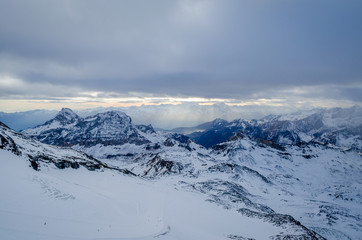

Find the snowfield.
[
  {"left": 2, "top": 106, "right": 362, "bottom": 239},
  {"left": 0, "top": 150, "right": 290, "bottom": 240}
]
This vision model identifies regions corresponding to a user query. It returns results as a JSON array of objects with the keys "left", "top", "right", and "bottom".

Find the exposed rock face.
[
  {"left": 23, "top": 108, "right": 150, "bottom": 147},
  {"left": 136, "top": 124, "right": 156, "bottom": 134},
  {"left": 137, "top": 154, "right": 184, "bottom": 178},
  {"left": 237, "top": 208, "right": 326, "bottom": 240},
  {"left": 0, "top": 120, "right": 135, "bottom": 175},
  {"left": 0, "top": 122, "right": 21, "bottom": 156}
]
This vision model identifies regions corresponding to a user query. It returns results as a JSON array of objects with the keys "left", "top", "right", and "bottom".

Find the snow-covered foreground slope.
[
  {"left": 100, "top": 135, "right": 361, "bottom": 239},
  {"left": 209, "top": 136, "right": 362, "bottom": 240},
  {"left": 85, "top": 138, "right": 362, "bottom": 239},
  {"left": 4, "top": 111, "right": 362, "bottom": 239},
  {"left": 1, "top": 150, "right": 294, "bottom": 240}
]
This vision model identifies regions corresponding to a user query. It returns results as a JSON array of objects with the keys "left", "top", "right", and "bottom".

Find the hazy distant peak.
[{"left": 212, "top": 118, "right": 228, "bottom": 125}]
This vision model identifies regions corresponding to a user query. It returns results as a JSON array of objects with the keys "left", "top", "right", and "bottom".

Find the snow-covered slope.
[
  {"left": 127, "top": 133, "right": 361, "bottom": 239},
  {"left": 0, "top": 121, "right": 133, "bottom": 174},
  {"left": 209, "top": 134, "right": 362, "bottom": 240},
  {"left": 92, "top": 133, "right": 361, "bottom": 239},
  {"left": 2, "top": 150, "right": 295, "bottom": 240},
  {"left": 13, "top": 106, "right": 362, "bottom": 239},
  {"left": 1, "top": 124, "right": 328, "bottom": 240}
]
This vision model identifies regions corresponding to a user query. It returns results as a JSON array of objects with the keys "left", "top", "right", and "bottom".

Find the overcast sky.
[{"left": 0, "top": 0, "right": 361, "bottom": 113}]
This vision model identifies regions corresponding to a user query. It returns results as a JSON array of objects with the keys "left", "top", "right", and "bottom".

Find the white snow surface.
[
  {"left": 0, "top": 150, "right": 283, "bottom": 240},
  {"left": 217, "top": 138, "right": 362, "bottom": 240},
  {"left": 3, "top": 111, "right": 362, "bottom": 240},
  {"left": 45, "top": 135, "right": 362, "bottom": 239}
]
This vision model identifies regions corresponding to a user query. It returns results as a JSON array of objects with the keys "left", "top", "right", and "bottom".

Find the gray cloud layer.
[{"left": 0, "top": 0, "right": 361, "bottom": 103}]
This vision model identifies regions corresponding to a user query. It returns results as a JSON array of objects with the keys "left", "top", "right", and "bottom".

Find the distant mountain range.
[
  {"left": 3, "top": 105, "right": 362, "bottom": 152},
  {"left": 0, "top": 103, "right": 276, "bottom": 131},
  {"left": 170, "top": 106, "right": 362, "bottom": 150},
  {"left": 20, "top": 106, "right": 362, "bottom": 153}
]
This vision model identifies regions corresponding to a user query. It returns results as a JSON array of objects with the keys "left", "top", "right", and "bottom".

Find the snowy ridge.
[
  {"left": 6, "top": 107, "right": 362, "bottom": 239},
  {"left": 1, "top": 149, "right": 312, "bottom": 240},
  {"left": 23, "top": 108, "right": 151, "bottom": 147},
  {"left": 0, "top": 121, "right": 134, "bottom": 174},
  {"left": 209, "top": 134, "right": 362, "bottom": 240},
  {"left": 183, "top": 106, "right": 362, "bottom": 150},
  {"left": 1, "top": 122, "right": 329, "bottom": 240},
  {"left": 21, "top": 108, "right": 201, "bottom": 163},
  {"left": 23, "top": 108, "right": 81, "bottom": 136},
  {"left": 91, "top": 132, "right": 361, "bottom": 239}
]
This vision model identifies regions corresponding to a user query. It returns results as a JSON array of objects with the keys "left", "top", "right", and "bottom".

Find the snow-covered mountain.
[
  {"left": 181, "top": 106, "right": 362, "bottom": 150},
  {"left": 8, "top": 106, "right": 362, "bottom": 239},
  {"left": 0, "top": 121, "right": 134, "bottom": 174},
  {"left": 1, "top": 121, "right": 330, "bottom": 240},
  {"left": 208, "top": 134, "right": 362, "bottom": 240},
  {"left": 120, "top": 131, "right": 361, "bottom": 240},
  {"left": 22, "top": 108, "right": 199, "bottom": 162},
  {"left": 23, "top": 108, "right": 152, "bottom": 147}
]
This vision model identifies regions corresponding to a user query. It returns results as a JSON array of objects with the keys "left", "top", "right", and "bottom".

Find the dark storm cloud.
[{"left": 0, "top": 0, "right": 361, "bottom": 102}]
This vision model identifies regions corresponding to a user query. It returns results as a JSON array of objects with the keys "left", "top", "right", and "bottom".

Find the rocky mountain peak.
[
  {"left": 23, "top": 109, "right": 151, "bottom": 147},
  {"left": 53, "top": 108, "right": 80, "bottom": 125},
  {"left": 92, "top": 111, "right": 131, "bottom": 123},
  {"left": 136, "top": 124, "right": 156, "bottom": 134}
]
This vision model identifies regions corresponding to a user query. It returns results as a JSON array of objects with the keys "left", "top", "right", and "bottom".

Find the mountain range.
[
  {"left": 170, "top": 106, "right": 362, "bottom": 150},
  {"left": 22, "top": 108, "right": 152, "bottom": 147},
  {"left": 1, "top": 106, "right": 361, "bottom": 239}
]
